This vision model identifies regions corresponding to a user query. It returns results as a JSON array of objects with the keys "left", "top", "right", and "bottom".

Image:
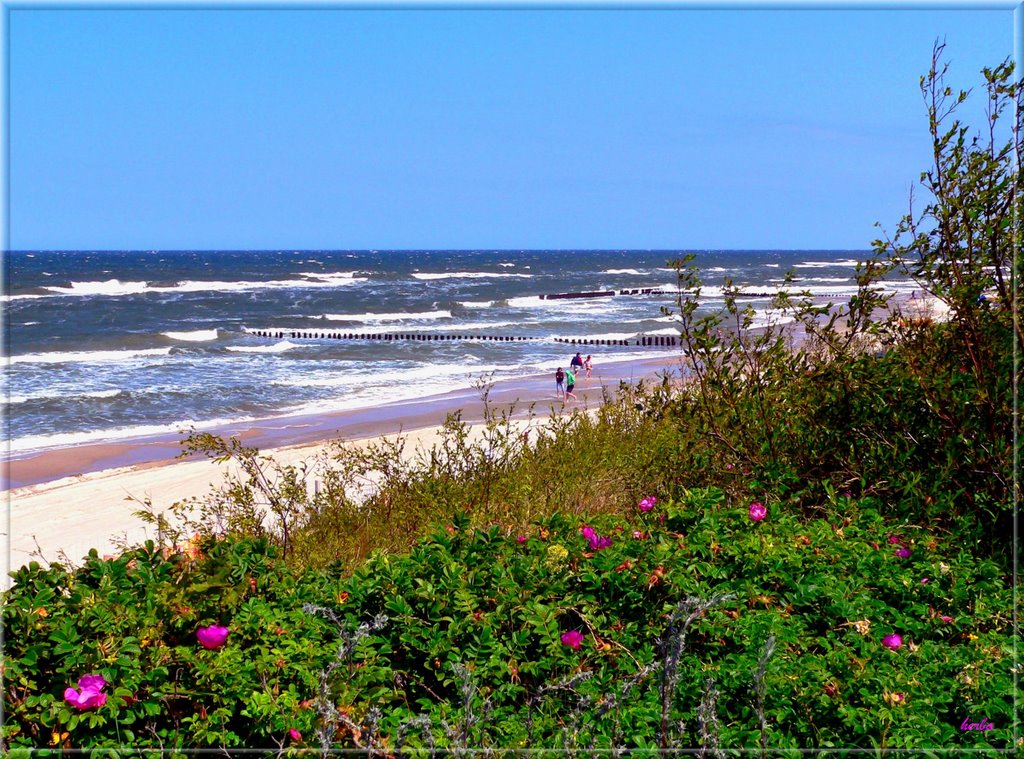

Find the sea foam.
[
  {"left": 225, "top": 341, "right": 299, "bottom": 354},
  {"left": 323, "top": 310, "right": 452, "bottom": 322},
  {"left": 8, "top": 347, "right": 173, "bottom": 364},
  {"left": 8, "top": 415, "right": 254, "bottom": 454},
  {"left": 162, "top": 329, "right": 220, "bottom": 342},
  {"left": 412, "top": 272, "right": 532, "bottom": 280},
  {"left": 8, "top": 388, "right": 123, "bottom": 405},
  {"left": 38, "top": 274, "right": 368, "bottom": 299}
]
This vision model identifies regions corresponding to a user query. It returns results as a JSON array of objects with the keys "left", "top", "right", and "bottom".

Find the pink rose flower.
[
  {"left": 288, "top": 728, "right": 302, "bottom": 742},
  {"left": 516, "top": 534, "right": 527, "bottom": 544},
  {"left": 581, "top": 525, "right": 611, "bottom": 550},
  {"left": 196, "top": 625, "right": 230, "bottom": 650},
  {"left": 894, "top": 547, "right": 911, "bottom": 558},
  {"left": 77, "top": 674, "right": 106, "bottom": 692},
  {"left": 887, "top": 535, "right": 902, "bottom": 544},
  {"left": 940, "top": 615, "right": 954, "bottom": 623},
  {"left": 921, "top": 578, "right": 929, "bottom": 584},
  {"left": 882, "top": 633, "right": 903, "bottom": 650},
  {"left": 560, "top": 630, "right": 584, "bottom": 650},
  {"left": 748, "top": 501, "right": 767, "bottom": 522},
  {"left": 64, "top": 674, "right": 107, "bottom": 710},
  {"left": 638, "top": 496, "right": 657, "bottom": 512}
]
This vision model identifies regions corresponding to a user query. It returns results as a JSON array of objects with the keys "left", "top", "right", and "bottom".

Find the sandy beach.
[
  {"left": 4, "top": 353, "right": 685, "bottom": 580},
  {"left": 4, "top": 289, "right": 943, "bottom": 583}
]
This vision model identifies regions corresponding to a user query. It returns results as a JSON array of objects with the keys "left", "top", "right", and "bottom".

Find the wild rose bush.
[
  {"left": 6, "top": 48, "right": 1016, "bottom": 753},
  {"left": 3, "top": 538, "right": 338, "bottom": 749},
  {"left": 3, "top": 491, "right": 1014, "bottom": 751}
]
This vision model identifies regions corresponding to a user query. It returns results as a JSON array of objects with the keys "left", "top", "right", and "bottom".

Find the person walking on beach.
[
  {"left": 555, "top": 367, "right": 566, "bottom": 399},
  {"left": 570, "top": 352, "right": 584, "bottom": 376},
  {"left": 584, "top": 355, "right": 593, "bottom": 379},
  {"left": 565, "top": 367, "right": 577, "bottom": 401}
]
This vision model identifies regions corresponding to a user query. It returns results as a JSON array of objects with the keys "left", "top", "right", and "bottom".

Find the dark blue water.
[{"left": 4, "top": 249, "right": 898, "bottom": 454}]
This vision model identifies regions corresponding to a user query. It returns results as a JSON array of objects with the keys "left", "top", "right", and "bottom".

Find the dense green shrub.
[
  {"left": 646, "top": 43, "right": 1017, "bottom": 550},
  {"left": 3, "top": 492, "right": 1015, "bottom": 751}
]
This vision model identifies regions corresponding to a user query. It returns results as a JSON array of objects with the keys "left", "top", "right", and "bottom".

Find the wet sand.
[
  {"left": 4, "top": 353, "right": 685, "bottom": 578},
  {"left": 4, "top": 290, "right": 943, "bottom": 581},
  {"left": 5, "top": 354, "right": 683, "bottom": 490}
]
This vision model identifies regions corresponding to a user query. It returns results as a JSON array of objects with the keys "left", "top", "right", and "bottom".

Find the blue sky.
[{"left": 7, "top": 5, "right": 1017, "bottom": 250}]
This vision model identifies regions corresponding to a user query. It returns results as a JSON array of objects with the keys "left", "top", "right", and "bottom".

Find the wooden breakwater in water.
[
  {"left": 245, "top": 330, "right": 681, "bottom": 348},
  {"left": 537, "top": 288, "right": 666, "bottom": 300},
  {"left": 244, "top": 287, "right": 692, "bottom": 347}
]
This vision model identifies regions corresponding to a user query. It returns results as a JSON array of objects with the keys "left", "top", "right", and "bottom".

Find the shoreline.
[
  {"left": 4, "top": 290, "right": 942, "bottom": 575},
  {"left": 4, "top": 353, "right": 683, "bottom": 491},
  {"left": 5, "top": 353, "right": 684, "bottom": 576}
]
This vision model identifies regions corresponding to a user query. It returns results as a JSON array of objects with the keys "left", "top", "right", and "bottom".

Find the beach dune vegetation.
[{"left": 2, "top": 46, "right": 1017, "bottom": 752}]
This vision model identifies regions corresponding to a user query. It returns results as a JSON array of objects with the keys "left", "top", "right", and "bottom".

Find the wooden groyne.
[
  {"left": 538, "top": 287, "right": 795, "bottom": 300},
  {"left": 539, "top": 288, "right": 666, "bottom": 300},
  {"left": 246, "top": 330, "right": 680, "bottom": 348}
]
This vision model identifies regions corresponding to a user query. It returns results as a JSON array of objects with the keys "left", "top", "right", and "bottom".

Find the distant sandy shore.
[{"left": 4, "top": 353, "right": 685, "bottom": 580}]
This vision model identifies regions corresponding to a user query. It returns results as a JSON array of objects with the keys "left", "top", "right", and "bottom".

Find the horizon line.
[{"left": 5, "top": 247, "right": 877, "bottom": 253}]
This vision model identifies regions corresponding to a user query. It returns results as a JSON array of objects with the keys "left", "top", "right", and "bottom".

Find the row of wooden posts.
[
  {"left": 538, "top": 288, "right": 667, "bottom": 300},
  {"left": 248, "top": 330, "right": 680, "bottom": 347}
]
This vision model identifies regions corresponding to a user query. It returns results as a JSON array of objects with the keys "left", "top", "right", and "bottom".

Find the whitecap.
[
  {"left": 323, "top": 310, "right": 452, "bottom": 322},
  {"left": 44, "top": 279, "right": 150, "bottom": 296},
  {"left": 426, "top": 321, "right": 515, "bottom": 331},
  {"left": 225, "top": 341, "right": 298, "bottom": 354},
  {"left": 33, "top": 275, "right": 369, "bottom": 300},
  {"left": 269, "top": 376, "right": 355, "bottom": 389},
  {"left": 2, "top": 293, "right": 53, "bottom": 302},
  {"left": 506, "top": 295, "right": 548, "bottom": 308},
  {"left": 549, "top": 331, "right": 639, "bottom": 341},
  {"left": 8, "top": 388, "right": 123, "bottom": 405},
  {"left": 8, "top": 347, "right": 172, "bottom": 365},
  {"left": 411, "top": 272, "right": 532, "bottom": 280},
  {"left": 249, "top": 320, "right": 515, "bottom": 336},
  {"left": 167, "top": 276, "right": 367, "bottom": 294},
  {"left": 297, "top": 270, "right": 360, "bottom": 281},
  {"left": 162, "top": 329, "right": 219, "bottom": 342},
  {"left": 795, "top": 259, "right": 862, "bottom": 269}
]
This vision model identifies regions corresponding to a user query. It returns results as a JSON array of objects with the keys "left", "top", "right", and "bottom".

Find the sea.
[{"left": 3, "top": 249, "right": 915, "bottom": 457}]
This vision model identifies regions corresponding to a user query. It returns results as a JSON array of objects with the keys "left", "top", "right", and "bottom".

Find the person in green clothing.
[{"left": 564, "top": 367, "right": 577, "bottom": 401}]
